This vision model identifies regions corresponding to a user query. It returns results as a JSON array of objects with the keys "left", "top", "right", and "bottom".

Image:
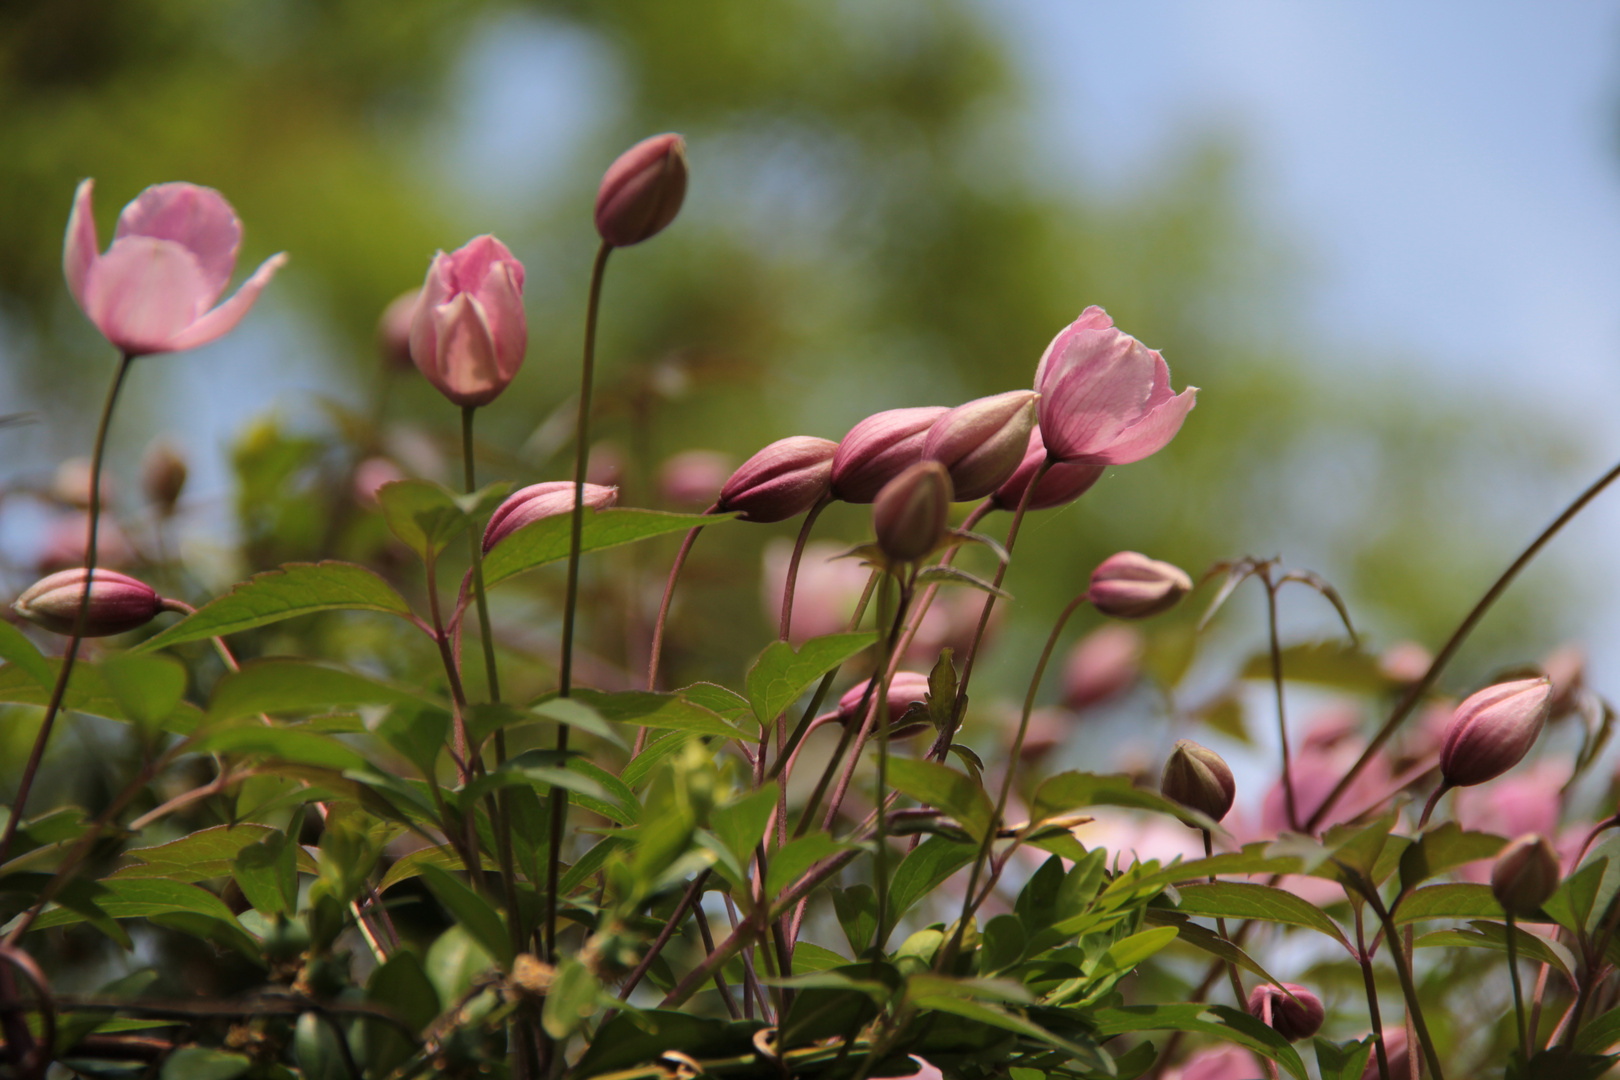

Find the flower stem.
[
  {"left": 871, "top": 571, "right": 914, "bottom": 952},
  {"left": 1258, "top": 566, "right": 1299, "bottom": 832},
  {"left": 779, "top": 496, "right": 831, "bottom": 641},
  {"left": 1361, "top": 875, "right": 1445, "bottom": 1080},
  {"left": 643, "top": 514, "right": 711, "bottom": 701},
  {"left": 0, "top": 351, "right": 131, "bottom": 871},
  {"left": 773, "top": 569, "right": 880, "bottom": 787},
  {"left": 1351, "top": 900, "right": 1392, "bottom": 1080},
  {"left": 1506, "top": 913, "right": 1529, "bottom": 1066}
]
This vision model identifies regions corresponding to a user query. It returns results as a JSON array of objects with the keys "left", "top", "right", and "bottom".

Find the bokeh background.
[{"left": 3, "top": 0, "right": 1620, "bottom": 799}]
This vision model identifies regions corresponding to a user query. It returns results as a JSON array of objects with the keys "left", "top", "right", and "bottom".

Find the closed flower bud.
[
  {"left": 1089, "top": 551, "right": 1192, "bottom": 620},
  {"left": 141, "top": 440, "right": 188, "bottom": 516},
  {"left": 1160, "top": 740, "right": 1235, "bottom": 822},
  {"left": 992, "top": 426, "right": 1106, "bottom": 512},
  {"left": 873, "top": 461, "right": 952, "bottom": 563},
  {"left": 1063, "top": 624, "right": 1143, "bottom": 709},
  {"left": 836, "top": 671, "right": 933, "bottom": 728},
  {"left": 1439, "top": 677, "right": 1551, "bottom": 787},
  {"left": 922, "top": 391, "right": 1039, "bottom": 501},
  {"left": 1491, "top": 833, "right": 1560, "bottom": 917},
  {"left": 483, "top": 482, "right": 618, "bottom": 552},
  {"left": 13, "top": 568, "right": 164, "bottom": 637},
  {"left": 718, "top": 437, "right": 836, "bottom": 523},
  {"left": 409, "top": 235, "right": 527, "bottom": 407},
  {"left": 594, "top": 133, "right": 688, "bottom": 247},
  {"left": 1247, "top": 983, "right": 1324, "bottom": 1042},
  {"left": 831, "top": 407, "right": 948, "bottom": 504},
  {"left": 377, "top": 289, "right": 419, "bottom": 370}
]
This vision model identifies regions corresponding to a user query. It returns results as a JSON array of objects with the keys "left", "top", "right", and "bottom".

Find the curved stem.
[
  {"left": 1361, "top": 876, "right": 1445, "bottom": 1080},
  {"left": 871, "top": 571, "right": 914, "bottom": 951},
  {"left": 779, "top": 497, "right": 831, "bottom": 642},
  {"left": 1307, "top": 454, "right": 1620, "bottom": 832},
  {"left": 0, "top": 352, "right": 131, "bottom": 871},
  {"left": 1259, "top": 567, "right": 1298, "bottom": 832},
  {"left": 644, "top": 516, "right": 710, "bottom": 695}
]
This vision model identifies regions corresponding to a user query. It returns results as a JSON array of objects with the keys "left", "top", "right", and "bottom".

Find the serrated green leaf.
[
  {"left": 676, "top": 683, "right": 754, "bottom": 728},
  {"left": 745, "top": 632, "right": 879, "bottom": 727},
  {"left": 135, "top": 562, "right": 413, "bottom": 652},
  {"left": 913, "top": 565, "right": 1011, "bottom": 599},
  {"left": 1174, "top": 881, "right": 1353, "bottom": 953},
  {"left": 483, "top": 508, "right": 733, "bottom": 588},
  {"left": 0, "top": 660, "right": 202, "bottom": 733}
]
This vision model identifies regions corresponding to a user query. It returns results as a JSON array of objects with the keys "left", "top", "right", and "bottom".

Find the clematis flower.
[
  {"left": 595, "top": 133, "right": 689, "bottom": 248},
  {"left": 409, "top": 235, "right": 527, "bottom": 407},
  {"left": 13, "top": 568, "right": 165, "bottom": 637},
  {"left": 831, "top": 407, "right": 948, "bottom": 503},
  {"left": 1034, "top": 307, "right": 1196, "bottom": 464},
  {"left": 64, "top": 180, "right": 286, "bottom": 356}
]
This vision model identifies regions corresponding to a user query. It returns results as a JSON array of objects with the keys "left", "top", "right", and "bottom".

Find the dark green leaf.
[
  {"left": 887, "top": 758, "right": 993, "bottom": 839},
  {"left": 1398, "top": 822, "right": 1506, "bottom": 892},
  {"left": 161, "top": 1046, "right": 252, "bottom": 1080},
  {"left": 711, "top": 784, "right": 779, "bottom": 872},
  {"left": 233, "top": 832, "right": 298, "bottom": 916},
  {"left": 1173, "top": 882, "right": 1353, "bottom": 953},
  {"left": 484, "top": 509, "right": 733, "bottom": 588},
  {"left": 766, "top": 833, "right": 852, "bottom": 899},
  {"left": 1144, "top": 909, "right": 1290, "bottom": 991},
  {"left": 676, "top": 683, "right": 754, "bottom": 728},
  {"left": 979, "top": 914, "right": 1025, "bottom": 974},
  {"left": 572, "top": 688, "right": 745, "bottom": 740},
  {"left": 366, "top": 951, "right": 437, "bottom": 1077},
  {"left": 99, "top": 653, "right": 189, "bottom": 734},
  {"left": 1314, "top": 1036, "right": 1373, "bottom": 1080},
  {"left": 1392, "top": 882, "right": 1503, "bottom": 925},
  {"left": 295, "top": 1011, "right": 346, "bottom": 1080},
  {"left": 0, "top": 659, "right": 202, "bottom": 732},
  {"left": 207, "top": 658, "right": 431, "bottom": 721},
  {"left": 833, "top": 884, "right": 879, "bottom": 956},
  {"left": 906, "top": 975, "right": 1103, "bottom": 1067},
  {"left": 1546, "top": 857, "right": 1608, "bottom": 938},
  {"left": 889, "top": 837, "right": 976, "bottom": 924},
  {"left": 376, "top": 703, "right": 450, "bottom": 778},
  {"left": 1510, "top": 1048, "right": 1619, "bottom": 1080},
  {"left": 193, "top": 722, "right": 371, "bottom": 772},
  {"left": 418, "top": 864, "right": 513, "bottom": 967},
  {"left": 1574, "top": 1005, "right": 1620, "bottom": 1054},
  {"left": 31, "top": 878, "right": 246, "bottom": 933},
  {"left": 1415, "top": 920, "right": 1575, "bottom": 983},
  {"left": 745, "top": 632, "right": 879, "bottom": 726},
  {"left": 112, "top": 825, "right": 315, "bottom": 882},
  {"left": 1032, "top": 771, "right": 1219, "bottom": 832},
  {"left": 572, "top": 1010, "right": 760, "bottom": 1078}
]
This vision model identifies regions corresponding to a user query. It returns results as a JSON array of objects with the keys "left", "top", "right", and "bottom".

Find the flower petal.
[
  {"left": 157, "top": 252, "right": 287, "bottom": 353},
  {"left": 63, "top": 179, "right": 100, "bottom": 310},
  {"left": 432, "top": 292, "right": 503, "bottom": 406},
  {"left": 478, "top": 259, "right": 527, "bottom": 381},
  {"left": 1033, "top": 305, "right": 1114, "bottom": 390},
  {"left": 448, "top": 234, "right": 523, "bottom": 294},
  {"left": 1037, "top": 328, "right": 1158, "bottom": 459},
  {"left": 1078, "top": 386, "right": 1197, "bottom": 465},
  {"left": 83, "top": 236, "right": 214, "bottom": 355},
  {"left": 114, "top": 183, "right": 241, "bottom": 305}
]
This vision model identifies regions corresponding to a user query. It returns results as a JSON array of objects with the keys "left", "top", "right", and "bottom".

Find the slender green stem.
[
  {"left": 1507, "top": 913, "right": 1529, "bottom": 1066},
  {"left": 1307, "top": 453, "right": 1620, "bottom": 832},
  {"left": 1205, "top": 829, "right": 1246, "bottom": 1005},
  {"left": 778, "top": 496, "right": 831, "bottom": 641},
  {"left": 1351, "top": 900, "right": 1392, "bottom": 1080},
  {"left": 0, "top": 352, "right": 132, "bottom": 871},
  {"left": 644, "top": 520, "right": 709, "bottom": 695},
  {"left": 773, "top": 569, "right": 880, "bottom": 787},
  {"left": 871, "top": 571, "right": 914, "bottom": 951},
  {"left": 1361, "top": 875, "right": 1445, "bottom": 1080}
]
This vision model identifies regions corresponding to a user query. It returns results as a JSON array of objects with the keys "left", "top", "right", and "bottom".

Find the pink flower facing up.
[
  {"left": 482, "top": 482, "right": 618, "bottom": 552},
  {"left": 992, "top": 425, "right": 1105, "bottom": 512},
  {"left": 831, "top": 406, "right": 948, "bottom": 504},
  {"left": 409, "top": 235, "right": 527, "bottom": 407},
  {"left": 922, "top": 390, "right": 1038, "bottom": 501},
  {"left": 64, "top": 180, "right": 287, "bottom": 356},
  {"left": 1439, "top": 677, "right": 1552, "bottom": 788},
  {"left": 13, "top": 568, "right": 165, "bottom": 637},
  {"left": 1034, "top": 306, "right": 1196, "bottom": 465},
  {"left": 595, "top": 134, "right": 689, "bottom": 248},
  {"left": 718, "top": 436, "right": 837, "bottom": 523}
]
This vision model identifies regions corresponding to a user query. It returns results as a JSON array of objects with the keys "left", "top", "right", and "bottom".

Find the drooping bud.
[
  {"left": 1491, "top": 833, "right": 1560, "bottom": 917},
  {"left": 1088, "top": 551, "right": 1192, "bottom": 620},
  {"left": 1439, "top": 677, "right": 1552, "bottom": 788},
  {"left": 1160, "top": 739, "right": 1235, "bottom": 822},
  {"left": 873, "top": 461, "right": 951, "bottom": 563},
  {"left": 594, "top": 134, "right": 689, "bottom": 247},
  {"left": 141, "top": 440, "right": 188, "bottom": 517},
  {"left": 991, "top": 426, "right": 1106, "bottom": 512},
  {"left": 659, "top": 450, "right": 732, "bottom": 508},
  {"left": 1247, "top": 983, "right": 1324, "bottom": 1042},
  {"left": 717, "top": 437, "right": 836, "bottom": 523},
  {"left": 831, "top": 407, "right": 948, "bottom": 504},
  {"left": 483, "top": 482, "right": 619, "bottom": 552},
  {"left": 835, "top": 671, "right": 933, "bottom": 729},
  {"left": 13, "top": 568, "right": 165, "bottom": 637},
  {"left": 922, "top": 391, "right": 1038, "bottom": 501},
  {"left": 1063, "top": 624, "right": 1143, "bottom": 709},
  {"left": 377, "top": 289, "right": 419, "bottom": 370}
]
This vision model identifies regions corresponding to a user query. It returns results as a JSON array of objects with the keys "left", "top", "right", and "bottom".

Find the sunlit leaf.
[
  {"left": 483, "top": 509, "right": 733, "bottom": 588},
  {"left": 745, "top": 632, "right": 879, "bottom": 727}
]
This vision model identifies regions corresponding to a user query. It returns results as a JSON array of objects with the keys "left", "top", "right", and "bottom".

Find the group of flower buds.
[{"left": 12, "top": 568, "right": 168, "bottom": 637}]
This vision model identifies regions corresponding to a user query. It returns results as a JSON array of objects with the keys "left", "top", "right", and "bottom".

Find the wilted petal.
[
  {"left": 158, "top": 252, "right": 288, "bottom": 354},
  {"left": 113, "top": 182, "right": 242, "bottom": 305},
  {"left": 84, "top": 237, "right": 213, "bottom": 354},
  {"left": 63, "top": 179, "right": 99, "bottom": 309}
]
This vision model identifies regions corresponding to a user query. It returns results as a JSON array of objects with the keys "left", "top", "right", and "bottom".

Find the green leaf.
[
  {"left": 1239, "top": 641, "right": 1391, "bottom": 694},
  {"left": 711, "top": 784, "right": 779, "bottom": 872},
  {"left": 979, "top": 914, "right": 1025, "bottom": 974},
  {"left": 1031, "top": 771, "right": 1220, "bottom": 832},
  {"left": 135, "top": 561, "right": 414, "bottom": 652},
  {"left": 1088, "top": 925, "right": 1179, "bottom": 983},
  {"left": 193, "top": 722, "right": 371, "bottom": 771},
  {"left": 913, "top": 565, "right": 1011, "bottom": 599},
  {"left": 906, "top": 976, "right": 1105, "bottom": 1068},
  {"left": 0, "top": 659, "right": 202, "bottom": 732},
  {"left": 1314, "top": 1036, "right": 1374, "bottom": 1080},
  {"left": 677, "top": 683, "right": 755, "bottom": 729},
  {"left": 1415, "top": 921, "right": 1575, "bottom": 983},
  {"left": 1173, "top": 882, "right": 1353, "bottom": 953},
  {"left": 295, "top": 1011, "right": 346, "bottom": 1080},
  {"left": 568, "top": 758, "right": 639, "bottom": 826},
  {"left": 766, "top": 833, "right": 853, "bottom": 900},
  {"left": 426, "top": 924, "right": 496, "bottom": 1005},
  {"left": 1546, "top": 857, "right": 1609, "bottom": 937},
  {"left": 572, "top": 688, "right": 745, "bottom": 740},
  {"left": 484, "top": 508, "right": 733, "bottom": 588},
  {"left": 233, "top": 832, "right": 299, "bottom": 916},
  {"left": 889, "top": 837, "right": 976, "bottom": 924},
  {"left": 528, "top": 697, "right": 627, "bottom": 748},
  {"left": 30, "top": 878, "right": 246, "bottom": 933},
  {"left": 1574, "top": 1005, "right": 1620, "bottom": 1054},
  {"left": 790, "top": 941, "right": 850, "bottom": 974},
  {"left": 543, "top": 956, "right": 605, "bottom": 1039},
  {"left": 112, "top": 825, "right": 315, "bottom": 882},
  {"left": 1392, "top": 882, "right": 1503, "bottom": 925},
  {"left": 100, "top": 653, "right": 188, "bottom": 734},
  {"left": 379, "top": 845, "right": 498, "bottom": 893},
  {"left": 833, "top": 885, "right": 879, "bottom": 956},
  {"left": 207, "top": 658, "right": 431, "bottom": 721},
  {"left": 1091, "top": 1003, "right": 1309, "bottom": 1079},
  {"left": 887, "top": 758, "right": 993, "bottom": 839},
  {"left": 376, "top": 703, "right": 450, "bottom": 778},
  {"left": 572, "top": 1011, "right": 757, "bottom": 1078},
  {"left": 378, "top": 479, "right": 470, "bottom": 560},
  {"left": 0, "top": 621, "right": 51, "bottom": 686},
  {"left": 161, "top": 1046, "right": 252, "bottom": 1080},
  {"left": 418, "top": 863, "right": 513, "bottom": 967},
  {"left": 745, "top": 632, "right": 879, "bottom": 726},
  {"left": 1145, "top": 909, "right": 1290, "bottom": 990},
  {"left": 366, "top": 951, "right": 438, "bottom": 1077},
  {"left": 1398, "top": 822, "right": 1506, "bottom": 892}
]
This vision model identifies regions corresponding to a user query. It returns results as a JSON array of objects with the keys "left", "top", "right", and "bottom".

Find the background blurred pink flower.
[
  {"left": 763, "top": 540, "right": 871, "bottom": 642},
  {"left": 1164, "top": 1044, "right": 1262, "bottom": 1080},
  {"left": 659, "top": 450, "right": 732, "bottom": 507},
  {"left": 1062, "top": 624, "right": 1143, "bottom": 709}
]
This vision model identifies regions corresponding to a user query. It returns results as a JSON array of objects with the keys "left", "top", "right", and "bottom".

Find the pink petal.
[
  {"left": 432, "top": 293, "right": 503, "bottom": 405},
  {"left": 1033, "top": 305, "right": 1114, "bottom": 389},
  {"left": 1038, "top": 329, "right": 1159, "bottom": 459},
  {"left": 477, "top": 259, "right": 527, "bottom": 381},
  {"left": 63, "top": 179, "right": 100, "bottom": 309},
  {"left": 114, "top": 183, "right": 241, "bottom": 306},
  {"left": 83, "top": 237, "right": 214, "bottom": 355},
  {"left": 449, "top": 235, "right": 523, "bottom": 294},
  {"left": 410, "top": 251, "right": 453, "bottom": 369},
  {"left": 1080, "top": 386, "right": 1197, "bottom": 465},
  {"left": 157, "top": 252, "right": 287, "bottom": 353}
]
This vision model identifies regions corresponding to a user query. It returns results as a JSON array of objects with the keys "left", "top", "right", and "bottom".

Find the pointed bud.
[
  {"left": 836, "top": 671, "right": 933, "bottom": 728},
  {"left": 13, "top": 568, "right": 164, "bottom": 637},
  {"left": 377, "top": 289, "right": 419, "bottom": 371},
  {"left": 483, "top": 482, "right": 619, "bottom": 552},
  {"left": 141, "top": 440, "right": 188, "bottom": 516},
  {"left": 595, "top": 134, "right": 688, "bottom": 247},
  {"left": 1088, "top": 551, "right": 1192, "bottom": 620},
  {"left": 992, "top": 425, "right": 1105, "bottom": 512},
  {"left": 831, "top": 407, "right": 948, "bottom": 504},
  {"left": 873, "top": 461, "right": 952, "bottom": 563},
  {"left": 922, "top": 391, "right": 1039, "bottom": 501},
  {"left": 1491, "top": 833, "right": 1560, "bottom": 917},
  {"left": 1247, "top": 983, "right": 1324, "bottom": 1042},
  {"left": 1160, "top": 740, "right": 1235, "bottom": 822},
  {"left": 1439, "top": 677, "right": 1551, "bottom": 787},
  {"left": 717, "top": 437, "right": 836, "bottom": 523}
]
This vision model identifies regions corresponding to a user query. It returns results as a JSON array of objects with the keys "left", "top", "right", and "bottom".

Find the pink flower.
[
  {"left": 595, "top": 134, "right": 689, "bottom": 248},
  {"left": 1034, "top": 307, "right": 1196, "bottom": 465},
  {"left": 409, "top": 235, "right": 527, "bottom": 407},
  {"left": 992, "top": 425, "right": 1105, "bottom": 511},
  {"left": 1165, "top": 1045, "right": 1263, "bottom": 1080},
  {"left": 64, "top": 180, "right": 286, "bottom": 356},
  {"left": 483, "top": 482, "right": 618, "bottom": 551},
  {"left": 1062, "top": 624, "right": 1143, "bottom": 709},
  {"left": 831, "top": 407, "right": 948, "bottom": 504},
  {"left": 762, "top": 541, "right": 870, "bottom": 644}
]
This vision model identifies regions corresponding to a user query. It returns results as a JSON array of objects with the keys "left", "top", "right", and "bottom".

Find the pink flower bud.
[
  {"left": 831, "top": 407, "right": 948, "bottom": 504},
  {"left": 659, "top": 450, "right": 732, "bottom": 508},
  {"left": 482, "top": 482, "right": 618, "bottom": 552},
  {"left": 873, "top": 461, "right": 951, "bottom": 563},
  {"left": 1439, "top": 677, "right": 1552, "bottom": 787},
  {"left": 1166, "top": 1046, "right": 1263, "bottom": 1080},
  {"left": 922, "top": 391, "right": 1039, "bottom": 501},
  {"left": 1160, "top": 740, "right": 1235, "bottom": 822},
  {"left": 1088, "top": 551, "right": 1192, "bottom": 620},
  {"left": 594, "top": 134, "right": 689, "bottom": 248},
  {"left": 718, "top": 437, "right": 837, "bottom": 523},
  {"left": 141, "top": 440, "right": 188, "bottom": 516},
  {"left": 409, "top": 235, "right": 527, "bottom": 407},
  {"left": 991, "top": 426, "right": 1105, "bottom": 512},
  {"left": 63, "top": 180, "right": 286, "bottom": 356},
  {"left": 1361, "top": 1029, "right": 1408, "bottom": 1080},
  {"left": 1247, "top": 983, "right": 1324, "bottom": 1042},
  {"left": 1063, "top": 624, "right": 1143, "bottom": 709},
  {"left": 1034, "top": 307, "right": 1196, "bottom": 465},
  {"left": 13, "top": 568, "right": 164, "bottom": 637},
  {"left": 1491, "top": 833, "right": 1560, "bottom": 917},
  {"left": 835, "top": 671, "right": 933, "bottom": 731},
  {"left": 354, "top": 457, "right": 407, "bottom": 509},
  {"left": 377, "top": 289, "right": 419, "bottom": 370}
]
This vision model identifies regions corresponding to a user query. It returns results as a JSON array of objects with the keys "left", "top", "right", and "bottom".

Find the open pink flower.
[
  {"left": 410, "top": 235, "right": 527, "bottom": 407},
  {"left": 1034, "top": 307, "right": 1196, "bottom": 464},
  {"left": 64, "top": 180, "right": 286, "bottom": 356}
]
